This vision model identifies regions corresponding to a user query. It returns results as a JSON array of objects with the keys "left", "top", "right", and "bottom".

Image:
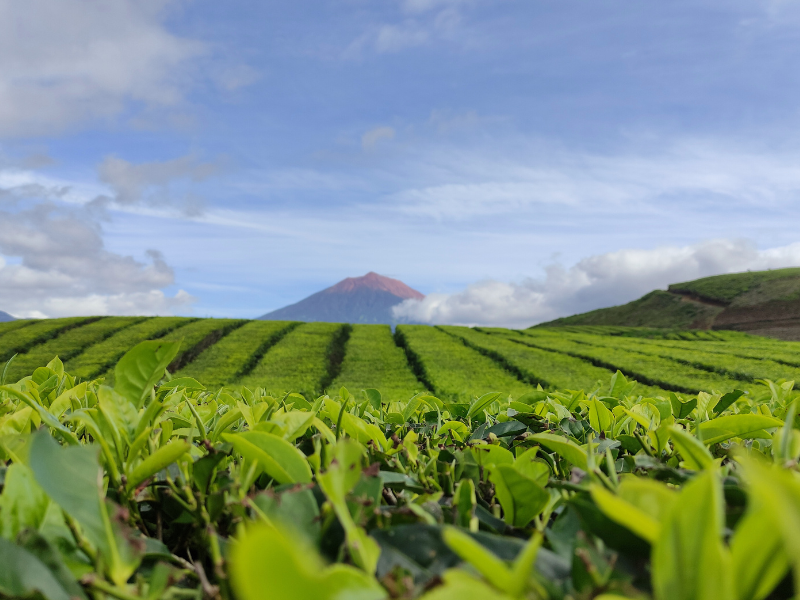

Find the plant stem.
[
  {"left": 633, "top": 430, "right": 655, "bottom": 458},
  {"left": 85, "top": 578, "right": 140, "bottom": 600},
  {"left": 64, "top": 510, "right": 99, "bottom": 566},
  {"left": 335, "top": 395, "right": 350, "bottom": 440}
]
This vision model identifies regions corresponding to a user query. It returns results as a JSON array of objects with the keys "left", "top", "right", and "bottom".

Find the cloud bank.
[
  {"left": 0, "top": 0, "right": 202, "bottom": 137},
  {"left": 0, "top": 201, "right": 194, "bottom": 318},
  {"left": 98, "top": 154, "right": 218, "bottom": 216},
  {"left": 393, "top": 239, "right": 800, "bottom": 328}
]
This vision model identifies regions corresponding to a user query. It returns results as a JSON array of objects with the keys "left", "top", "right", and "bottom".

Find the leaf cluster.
[{"left": 0, "top": 343, "right": 799, "bottom": 600}]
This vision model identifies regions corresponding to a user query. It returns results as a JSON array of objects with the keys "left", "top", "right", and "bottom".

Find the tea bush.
[{"left": 0, "top": 340, "right": 798, "bottom": 600}]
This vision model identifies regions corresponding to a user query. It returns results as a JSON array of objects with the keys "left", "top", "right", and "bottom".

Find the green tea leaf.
[
  {"left": 453, "top": 479, "right": 478, "bottom": 530},
  {"left": 230, "top": 524, "right": 385, "bottom": 600},
  {"left": 114, "top": 340, "right": 182, "bottom": 409},
  {"left": 224, "top": 431, "right": 312, "bottom": 485},
  {"left": 0, "top": 537, "right": 72, "bottom": 600},
  {"left": 126, "top": 439, "right": 190, "bottom": 492},
  {"left": 254, "top": 487, "right": 321, "bottom": 546},
  {"left": 442, "top": 527, "right": 512, "bottom": 592},
  {"left": 471, "top": 444, "right": 514, "bottom": 470},
  {"left": 529, "top": 432, "right": 588, "bottom": 471},
  {"left": 513, "top": 447, "right": 549, "bottom": 486},
  {"left": 590, "top": 484, "right": 661, "bottom": 544},
  {"left": 0, "top": 463, "right": 50, "bottom": 540},
  {"left": 468, "top": 392, "right": 502, "bottom": 420},
  {"left": 508, "top": 532, "right": 543, "bottom": 598},
  {"left": 698, "top": 414, "right": 783, "bottom": 445},
  {"left": 589, "top": 397, "right": 613, "bottom": 433},
  {"left": 419, "top": 569, "right": 514, "bottom": 600},
  {"left": 652, "top": 469, "right": 733, "bottom": 600},
  {"left": 28, "top": 432, "right": 107, "bottom": 553},
  {"left": 16, "top": 531, "right": 87, "bottom": 600},
  {"left": 159, "top": 377, "right": 205, "bottom": 391},
  {"left": 669, "top": 426, "right": 715, "bottom": 470},
  {"left": 489, "top": 465, "right": 549, "bottom": 528},
  {"left": 669, "top": 393, "right": 697, "bottom": 419},
  {"left": 730, "top": 499, "right": 790, "bottom": 600},
  {"left": 738, "top": 457, "right": 800, "bottom": 579},
  {"left": 713, "top": 390, "right": 744, "bottom": 415},
  {"left": 364, "top": 388, "right": 382, "bottom": 411}
]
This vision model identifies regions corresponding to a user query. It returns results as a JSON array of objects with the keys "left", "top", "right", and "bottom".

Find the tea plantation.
[
  {"left": 2, "top": 317, "right": 800, "bottom": 399},
  {"left": 0, "top": 320, "right": 799, "bottom": 599}
]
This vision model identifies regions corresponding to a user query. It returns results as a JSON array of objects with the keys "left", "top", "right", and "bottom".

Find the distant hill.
[
  {"left": 0, "top": 311, "right": 15, "bottom": 322},
  {"left": 537, "top": 267, "right": 800, "bottom": 340},
  {"left": 258, "top": 272, "right": 424, "bottom": 324}
]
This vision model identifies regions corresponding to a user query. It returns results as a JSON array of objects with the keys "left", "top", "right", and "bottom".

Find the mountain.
[
  {"left": 537, "top": 267, "right": 800, "bottom": 340},
  {"left": 258, "top": 272, "right": 424, "bottom": 324},
  {"left": 0, "top": 311, "right": 15, "bottom": 322}
]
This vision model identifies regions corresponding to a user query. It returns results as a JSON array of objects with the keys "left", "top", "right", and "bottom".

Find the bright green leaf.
[
  {"left": 652, "top": 469, "right": 733, "bottom": 600},
  {"left": 114, "top": 340, "right": 181, "bottom": 409},
  {"left": 698, "top": 414, "right": 784, "bottom": 446},
  {"left": 669, "top": 426, "right": 715, "bottom": 470},
  {"left": 489, "top": 465, "right": 549, "bottom": 528},
  {"left": 230, "top": 524, "right": 385, "bottom": 600},
  {"left": 126, "top": 440, "right": 190, "bottom": 492},
  {"left": 224, "top": 431, "right": 312, "bottom": 485},
  {"left": 529, "top": 432, "right": 588, "bottom": 471},
  {"left": 590, "top": 484, "right": 661, "bottom": 544},
  {"left": 468, "top": 392, "right": 502, "bottom": 420},
  {"left": 0, "top": 463, "right": 50, "bottom": 540}
]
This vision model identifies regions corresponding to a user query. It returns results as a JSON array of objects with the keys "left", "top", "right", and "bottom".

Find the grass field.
[
  {"left": 237, "top": 321, "right": 346, "bottom": 395},
  {"left": 0, "top": 316, "right": 98, "bottom": 363},
  {"left": 3, "top": 316, "right": 800, "bottom": 399},
  {"left": 5, "top": 316, "right": 145, "bottom": 381},
  {"left": 445, "top": 325, "right": 667, "bottom": 396},
  {"left": 97, "top": 317, "right": 245, "bottom": 385},
  {"left": 175, "top": 320, "right": 296, "bottom": 387},
  {"left": 0, "top": 319, "right": 37, "bottom": 337},
  {"left": 64, "top": 317, "right": 196, "bottom": 379},
  {"left": 669, "top": 266, "right": 800, "bottom": 304},
  {"left": 331, "top": 324, "right": 426, "bottom": 400},
  {"left": 396, "top": 324, "right": 535, "bottom": 400},
  {"left": 557, "top": 330, "right": 800, "bottom": 383},
  {"left": 515, "top": 329, "right": 752, "bottom": 394}
]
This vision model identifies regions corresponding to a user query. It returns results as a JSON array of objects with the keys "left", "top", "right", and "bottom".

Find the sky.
[{"left": 3, "top": 0, "right": 800, "bottom": 327}]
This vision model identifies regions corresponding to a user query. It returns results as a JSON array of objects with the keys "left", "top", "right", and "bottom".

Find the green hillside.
[
  {"left": 539, "top": 267, "right": 800, "bottom": 340},
  {"left": 669, "top": 266, "right": 800, "bottom": 304},
  {"left": 539, "top": 290, "right": 721, "bottom": 329},
  {"left": 3, "top": 315, "right": 800, "bottom": 400}
]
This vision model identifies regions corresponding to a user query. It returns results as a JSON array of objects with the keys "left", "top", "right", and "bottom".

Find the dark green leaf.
[{"left": 0, "top": 537, "right": 72, "bottom": 600}]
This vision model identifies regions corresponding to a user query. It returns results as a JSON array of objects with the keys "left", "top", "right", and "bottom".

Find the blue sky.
[{"left": 2, "top": 0, "right": 800, "bottom": 326}]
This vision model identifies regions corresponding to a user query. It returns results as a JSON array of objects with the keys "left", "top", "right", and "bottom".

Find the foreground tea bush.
[{"left": 0, "top": 341, "right": 799, "bottom": 600}]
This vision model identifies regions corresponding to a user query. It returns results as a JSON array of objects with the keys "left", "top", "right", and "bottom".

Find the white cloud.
[
  {"left": 0, "top": 203, "right": 194, "bottom": 318},
  {"left": 393, "top": 239, "right": 800, "bottom": 328},
  {"left": 382, "top": 137, "right": 800, "bottom": 220},
  {"left": 0, "top": 0, "right": 203, "bottom": 137},
  {"left": 1, "top": 155, "right": 219, "bottom": 217},
  {"left": 345, "top": 0, "right": 471, "bottom": 57},
  {"left": 402, "top": 0, "right": 474, "bottom": 13},
  {"left": 12, "top": 290, "right": 195, "bottom": 320},
  {"left": 374, "top": 24, "right": 430, "bottom": 52},
  {"left": 427, "top": 109, "right": 488, "bottom": 134},
  {"left": 362, "top": 126, "right": 396, "bottom": 150},
  {"left": 345, "top": 23, "right": 431, "bottom": 57},
  {"left": 97, "top": 154, "right": 219, "bottom": 215}
]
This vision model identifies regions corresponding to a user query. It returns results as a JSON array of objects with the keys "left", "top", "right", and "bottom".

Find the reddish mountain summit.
[
  {"left": 258, "top": 272, "right": 425, "bottom": 324},
  {"left": 326, "top": 272, "right": 424, "bottom": 300}
]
